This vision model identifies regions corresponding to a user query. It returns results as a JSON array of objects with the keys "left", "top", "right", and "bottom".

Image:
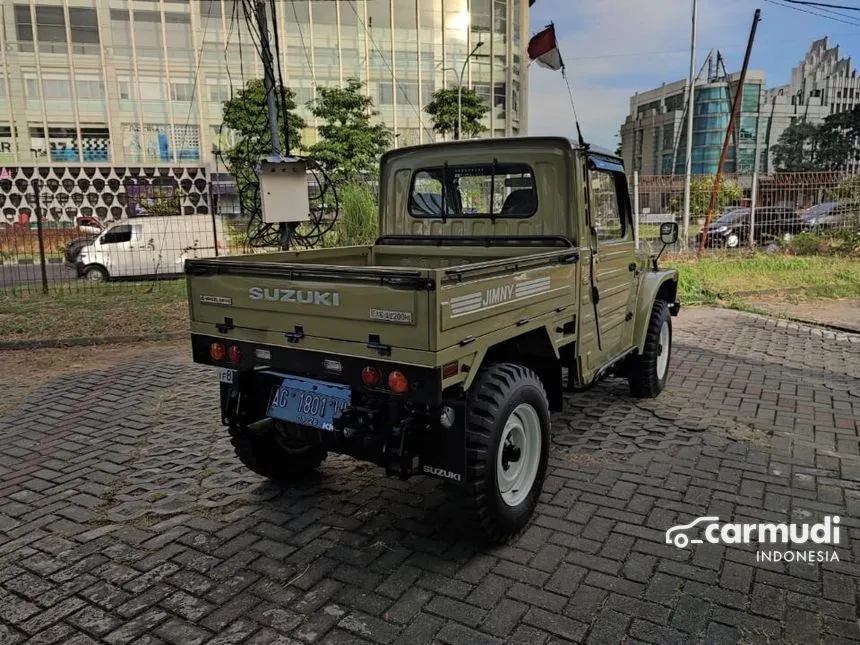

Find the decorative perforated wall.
[{"left": 0, "top": 165, "right": 210, "bottom": 225}]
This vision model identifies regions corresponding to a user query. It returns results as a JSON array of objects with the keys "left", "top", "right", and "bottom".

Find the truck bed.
[{"left": 185, "top": 239, "right": 578, "bottom": 362}]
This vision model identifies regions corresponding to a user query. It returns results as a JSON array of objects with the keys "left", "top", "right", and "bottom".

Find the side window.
[
  {"left": 101, "top": 224, "right": 133, "bottom": 245},
  {"left": 589, "top": 170, "right": 624, "bottom": 240}
]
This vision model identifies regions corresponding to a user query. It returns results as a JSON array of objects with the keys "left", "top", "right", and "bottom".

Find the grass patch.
[
  {"left": 0, "top": 280, "right": 188, "bottom": 342},
  {"left": 667, "top": 253, "right": 860, "bottom": 306}
]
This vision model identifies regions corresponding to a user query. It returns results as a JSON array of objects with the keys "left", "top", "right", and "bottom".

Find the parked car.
[
  {"left": 75, "top": 214, "right": 226, "bottom": 281},
  {"left": 800, "top": 201, "right": 860, "bottom": 234},
  {"left": 63, "top": 217, "right": 105, "bottom": 266},
  {"left": 696, "top": 206, "right": 804, "bottom": 249}
]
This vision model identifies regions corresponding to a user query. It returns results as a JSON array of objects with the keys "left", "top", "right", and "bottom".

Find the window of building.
[
  {"left": 367, "top": 0, "right": 391, "bottom": 29},
  {"left": 208, "top": 83, "right": 230, "bottom": 103},
  {"left": 36, "top": 6, "right": 66, "bottom": 50},
  {"left": 409, "top": 163, "right": 536, "bottom": 219},
  {"left": 494, "top": 82, "right": 506, "bottom": 118},
  {"left": 378, "top": 82, "right": 434, "bottom": 106},
  {"left": 739, "top": 116, "right": 758, "bottom": 142},
  {"left": 132, "top": 10, "right": 163, "bottom": 54},
  {"left": 14, "top": 5, "right": 34, "bottom": 50},
  {"left": 164, "top": 12, "right": 192, "bottom": 51},
  {"left": 664, "top": 93, "right": 684, "bottom": 112},
  {"left": 80, "top": 126, "right": 110, "bottom": 161},
  {"left": 42, "top": 79, "right": 73, "bottom": 100},
  {"left": 312, "top": 1, "right": 338, "bottom": 25},
  {"left": 76, "top": 77, "right": 105, "bottom": 99},
  {"left": 589, "top": 170, "right": 624, "bottom": 240},
  {"left": 637, "top": 100, "right": 660, "bottom": 117},
  {"left": 742, "top": 83, "right": 761, "bottom": 112},
  {"left": 662, "top": 125, "right": 674, "bottom": 149},
  {"left": 200, "top": 0, "right": 221, "bottom": 19},
  {"left": 69, "top": 7, "right": 100, "bottom": 53},
  {"left": 170, "top": 82, "right": 195, "bottom": 102},
  {"left": 394, "top": 0, "right": 416, "bottom": 28},
  {"left": 493, "top": 0, "right": 507, "bottom": 38}
]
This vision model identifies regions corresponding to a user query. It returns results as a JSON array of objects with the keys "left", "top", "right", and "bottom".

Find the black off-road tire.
[
  {"left": 466, "top": 363, "right": 550, "bottom": 543},
  {"left": 230, "top": 422, "right": 326, "bottom": 482},
  {"left": 628, "top": 299, "right": 672, "bottom": 399}
]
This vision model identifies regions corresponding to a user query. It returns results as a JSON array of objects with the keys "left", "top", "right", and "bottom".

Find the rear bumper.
[{"left": 191, "top": 333, "right": 444, "bottom": 405}]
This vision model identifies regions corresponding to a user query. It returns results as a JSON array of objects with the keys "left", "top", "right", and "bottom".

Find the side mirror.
[
  {"left": 652, "top": 221, "right": 678, "bottom": 270},
  {"left": 659, "top": 222, "right": 679, "bottom": 245}
]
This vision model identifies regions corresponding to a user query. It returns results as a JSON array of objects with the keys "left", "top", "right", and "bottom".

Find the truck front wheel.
[
  {"left": 628, "top": 300, "right": 672, "bottom": 398},
  {"left": 230, "top": 421, "right": 326, "bottom": 482},
  {"left": 466, "top": 363, "right": 550, "bottom": 543}
]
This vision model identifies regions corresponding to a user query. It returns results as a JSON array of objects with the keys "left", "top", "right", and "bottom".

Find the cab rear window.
[{"left": 409, "top": 162, "right": 537, "bottom": 219}]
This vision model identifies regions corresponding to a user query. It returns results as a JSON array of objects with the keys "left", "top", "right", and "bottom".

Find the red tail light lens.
[
  {"left": 228, "top": 345, "right": 242, "bottom": 365},
  {"left": 388, "top": 370, "right": 409, "bottom": 394},
  {"left": 361, "top": 366, "right": 382, "bottom": 387},
  {"left": 210, "top": 342, "right": 226, "bottom": 361}
]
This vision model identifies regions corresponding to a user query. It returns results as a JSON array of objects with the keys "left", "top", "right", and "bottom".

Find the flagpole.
[{"left": 681, "top": 0, "right": 697, "bottom": 251}]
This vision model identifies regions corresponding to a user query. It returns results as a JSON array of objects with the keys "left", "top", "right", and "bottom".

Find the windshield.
[
  {"left": 714, "top": 209, "right": 748, "bottom": 225},
  {"left": 802, "top": 202, "right": 837, "bottom": 220}
]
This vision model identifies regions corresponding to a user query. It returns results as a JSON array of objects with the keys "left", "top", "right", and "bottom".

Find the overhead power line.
[
  {"left": 781, "top": 0, "right": 860, "bottom": 11},
  {"left": 762, "top": 0, "right": 860, "bottom": 26}
]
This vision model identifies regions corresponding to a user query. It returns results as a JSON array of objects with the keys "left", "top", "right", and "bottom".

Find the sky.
[{"left": 526, "top": 0, "right": 860, "bottom": 151}]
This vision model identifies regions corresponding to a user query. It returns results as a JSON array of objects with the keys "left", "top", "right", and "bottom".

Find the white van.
[{"left": 75, "top": 214, "right": 229, "bottom": 281}]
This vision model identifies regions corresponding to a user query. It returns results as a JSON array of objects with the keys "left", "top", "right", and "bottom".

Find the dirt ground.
[{"left": 742, "top": 295, "right": 860, "bottom": 332}]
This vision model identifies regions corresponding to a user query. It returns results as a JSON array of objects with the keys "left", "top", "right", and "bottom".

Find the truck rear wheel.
[
  {"left": 466, "top": 363, "right": 550, "bottom": 543},
  {"left": 230, "top": 421, "right": 326, "bottom": 482},
  {"left": 628, "top": 300, "right": 672, "bottom": 398}
]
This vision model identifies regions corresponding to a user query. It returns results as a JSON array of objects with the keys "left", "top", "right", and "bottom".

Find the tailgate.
[{"left": 186, "top": 259, "right": 434, "bottom": 351}]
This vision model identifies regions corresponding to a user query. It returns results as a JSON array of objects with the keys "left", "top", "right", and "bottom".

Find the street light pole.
[{"left": 449, "top": 41, "right": 484, "bottom": 140}]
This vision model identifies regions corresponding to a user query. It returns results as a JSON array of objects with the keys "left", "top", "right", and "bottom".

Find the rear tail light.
[
  {"left": 388, "top": 370, "right": 408, "bottom": 394},
  {"left": 228, "top": 345, "right": 242, "bottom": 365},
  {"left": 210, "top": 342, "right": 226, "bottom": 361},
  {"left": 361, "top": 366, "right": 382, "bottom": 388},
  {"left": 442, "top": 361, "right": 459, "bottom": 379}
]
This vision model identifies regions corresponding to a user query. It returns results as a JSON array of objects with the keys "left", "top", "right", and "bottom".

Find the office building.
[
  {"left": 0, "top": 0, "right": 529, "bottom": 223},
  {"left": 620, "top": 38, "right": 859, "bottom": 177}
]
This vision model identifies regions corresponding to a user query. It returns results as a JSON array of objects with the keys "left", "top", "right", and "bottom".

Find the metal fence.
[
  {"left": 2, "top": 170, "right": 858, "bottom": 296},
  {"left": 632, "top": 170, "right": 860, "bottom": 254}
]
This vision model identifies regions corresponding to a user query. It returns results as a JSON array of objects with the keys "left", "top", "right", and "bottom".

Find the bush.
[
  {"left": 787, "top": 230, "right": 860, "bottom": 256},
  {"left": 334, "top": 182, "right": 378, "bottom": 246}
]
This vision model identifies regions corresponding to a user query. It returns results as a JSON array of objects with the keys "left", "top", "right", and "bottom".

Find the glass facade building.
[{"left": 0, "top": 0, "right": 529, "bottom": 167}]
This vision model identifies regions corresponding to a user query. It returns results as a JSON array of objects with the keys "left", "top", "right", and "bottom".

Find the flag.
[{"left": 527, "top": 24, "right": 563, "bottom": 71}]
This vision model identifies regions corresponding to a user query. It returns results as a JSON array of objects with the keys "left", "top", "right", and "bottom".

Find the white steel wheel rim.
[
  {"left": 726, "top": 234, "right": 739, "bottom": 248},
  {"left": 87, "top": 269, "right": 103, "bottom": 282},
  {"left": 496, "top": 403, "right": 542, "bottom": 508},
  {"left": 656, "top": 320, "right": 670, "bottom": 380}
]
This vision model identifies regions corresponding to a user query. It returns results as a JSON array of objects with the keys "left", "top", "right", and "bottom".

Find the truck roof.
[{"left": 381, "top": 136, "right": 623, "bottom": 166}]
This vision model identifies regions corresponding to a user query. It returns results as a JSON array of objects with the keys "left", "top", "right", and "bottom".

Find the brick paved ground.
[{"left": 1, "top": 307, "right": 859, "bottom": 645}]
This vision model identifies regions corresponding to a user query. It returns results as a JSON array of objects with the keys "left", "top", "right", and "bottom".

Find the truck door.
[{"left": 586, "top": 156, "right": 637, "bottom": 356}]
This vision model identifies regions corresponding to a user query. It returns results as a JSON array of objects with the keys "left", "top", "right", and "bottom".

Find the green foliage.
[
  {"left": 335, "top": 182, "right": 378, "bottom": 246},
  {"left": 424, "top": 88, "right": 489, "bottom": 139},
  {"left": 787, "top": 230, "right": 860, "bottom": 256},
  {"left": 307, "top": 78, "right": 394, "bottom": 186},
  {"left": 221, "top": 78, "right": 307, "bottom": 217},
  {"left": 670, "top": 176, "right": 744, "bottom": 218},
  {"left": 827, "top": 174, "right": 860, "bottom": 202},
  {"left": 772, "top": 107, "right": 860, "bottom": 171}
]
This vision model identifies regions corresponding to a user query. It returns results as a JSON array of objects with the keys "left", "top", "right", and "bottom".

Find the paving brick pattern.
[{"left": 1, "top": 307, "right": 859, "bottom": 645}]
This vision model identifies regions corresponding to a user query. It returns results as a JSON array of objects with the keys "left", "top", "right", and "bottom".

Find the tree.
[
  {"left": 307, "top": 78, "right": 394, "bottom": 186},
  {"left": 771, "top": 119, "right": 822, "bottom": 171},
  {"left": 772, "top": 108, "right": 860, "bottom": 172},
  {"left": 670, "top": 176, "right": 744, "bottom": 219},
  {"left": 424, "top": 88, "right": 489, "bottom": 140},
  {"left": 221, "top": 78, "right": 306, "bottom": 215}
]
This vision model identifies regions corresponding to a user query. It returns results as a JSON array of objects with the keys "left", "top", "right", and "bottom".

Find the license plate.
[
  {"left": 218, "top": 368, "right": 235, "bottom": 384},
  {"left": 266, "top": 375, "right": 350, "bottom": 432}
]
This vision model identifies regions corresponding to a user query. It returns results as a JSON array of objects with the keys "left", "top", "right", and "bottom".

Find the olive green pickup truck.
[{"left": 184, "top": 136, "right": 680, "bottom": 542}]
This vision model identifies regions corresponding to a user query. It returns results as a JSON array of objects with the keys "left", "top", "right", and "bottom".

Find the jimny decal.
[{"left": 666, "top": 515, "right": 842, "bottom": 563}]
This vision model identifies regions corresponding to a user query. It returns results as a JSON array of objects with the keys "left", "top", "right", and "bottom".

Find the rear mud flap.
[{"left": 418, "top": 402, "right": 468, "bottom": 486}]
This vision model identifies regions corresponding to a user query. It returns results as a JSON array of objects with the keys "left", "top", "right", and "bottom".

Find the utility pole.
[
  {"left": 255, "top": 0, "right": 280, "bottom": 158},
  {"left": 681, "top": 0, "right": 697, "bottom": 251},
  {"left": 699, "top": 8, "right": 761, "bottom": 254}
]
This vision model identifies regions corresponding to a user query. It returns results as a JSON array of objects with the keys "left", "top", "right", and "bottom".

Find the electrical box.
[{"left": 258, "top": 157, "right": 310, "bottom": 224}]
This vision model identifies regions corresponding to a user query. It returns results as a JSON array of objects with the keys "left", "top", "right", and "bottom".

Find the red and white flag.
[{"left": 527, "top": 24, "right": 563, "bottom": 71}]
